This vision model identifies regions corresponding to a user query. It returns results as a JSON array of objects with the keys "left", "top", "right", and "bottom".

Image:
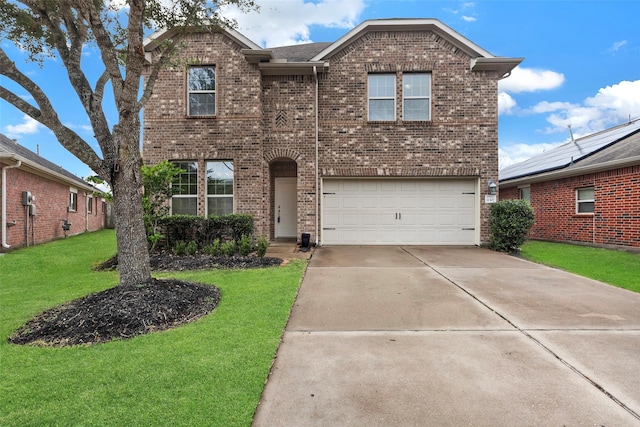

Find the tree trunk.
[{"left": 111, "top": 122, "right": 152, "bottom": 286}]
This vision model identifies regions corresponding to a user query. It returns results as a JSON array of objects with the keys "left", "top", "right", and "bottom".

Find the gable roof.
[
  {"left": 499, "top": 118, "right": 640, "bottom": 185},
  {"left": 310, "top": 18, "right": 523, "bottom": 78},
  {"left": 145, "top": 19, "right": 522, "bottom": 78},
  {"left": 144, "top": 25, "right": 262, "bottom": 53},
  {"left": 0, "top": 134, "right": 96, "bottom": 192}
]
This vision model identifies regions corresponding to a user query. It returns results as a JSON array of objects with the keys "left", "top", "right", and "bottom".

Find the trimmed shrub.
[
  {"left": 156, "top": 214, "right": 254, "bottom": 250},
  {"left": 174, "top": 240, "right": 187, "bottom": 256},
  {"left": 186, "top": 240, "right": 198, "bottom": 256},
  {"left": 489, "top": 200, "right": 535, "bottom": 253},
  {"left": 221, "top": 240, "right": 237, "bottom": 257},
  {"left": 239, "top": 234, "right": 253, "bottom": 256},
  {"left": 203, "top": 239, "right": 221, "bottom": 256},
  {"left": 256, "top": 236, "right": 269, "bottom": 258}
]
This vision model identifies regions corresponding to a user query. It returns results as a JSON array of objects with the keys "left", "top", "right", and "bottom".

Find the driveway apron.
[{"left": 252, "top": 246, "right": 640, "bottom": 426}]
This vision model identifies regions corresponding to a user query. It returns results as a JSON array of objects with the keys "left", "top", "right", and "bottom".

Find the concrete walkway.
[{"left": 252, "top": 246, "right": 640, "bottom": 426}]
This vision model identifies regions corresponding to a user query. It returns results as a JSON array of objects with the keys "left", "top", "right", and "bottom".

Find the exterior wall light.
[{"left": 488, "top": 180, "right": 497, "bottom": 195}]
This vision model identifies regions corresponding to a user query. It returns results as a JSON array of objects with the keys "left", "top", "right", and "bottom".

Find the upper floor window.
[
  {"left": 207, "top": 161, "right": 234, "bottom": 216},
  {"left": 69, "top": 188, "right": 78, "bottom": 212},
  {"left": 403, "top": 73, "right": 431, "bottom": 121},
  {"left": 171, "top": 161, "right": 198, "bottom": 215},
  {"left": 188, "top": 66, "right": 216, "bottom": 116},
  {"left": 368, "top": 74, "right": 396, "bottom": 121},
  {"left": 576, "top": 187, "right": 594, "bottom": 214}
]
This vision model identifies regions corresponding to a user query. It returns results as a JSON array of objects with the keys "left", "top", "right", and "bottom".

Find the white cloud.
[
  {"left": 498, "top": 92, "right": 516, "bottom": 115},
  {"left": 64, "top": 122, "right": 94, "bottom": 135},
  {"left": 3, "top": 115, "right": 43, "bottom": 138},
  {"left": 609, "top": 40, "right": 627, "bottom": 52},
  {"left": 499, "top": 67, "right": 565, "bottom": 94},
  {"left": 498, "top": 68, "right": 565, "bottom": 115},
  {"left": 499, "top": 141, "right": 561, "bottom": 170},
  {"left": 529, "top": 101, "right": 577, "bottom": 114},
  {"left": 461, "top": 15, "right": 476, "bottom": 22},
  {"left": 532, "top": 80, "right": 640, "bottom": 136},
  {"left": 219, "top": 0, "right": 365, "bottom": 47},
  {"left": 585, "top": 80, "right": 640, "bottom": 118}
]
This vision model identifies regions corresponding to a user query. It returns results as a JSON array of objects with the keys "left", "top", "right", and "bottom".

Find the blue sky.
[{"left": 1, "top": 0, "right": 639, "bottom": 180}]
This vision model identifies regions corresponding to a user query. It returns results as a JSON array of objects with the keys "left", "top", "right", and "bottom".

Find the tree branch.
[{"left": 0, "top": 48, "right": 107, "bottom": 177}]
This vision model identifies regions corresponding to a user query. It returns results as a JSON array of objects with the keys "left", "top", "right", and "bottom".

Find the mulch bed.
[
  {"left": 96, "top": 252, "right": 283, "bottom": 271},
  {"left": 8, "top": 279, "right": 221, "bottom": 347},
  {"left": 9, "top": 253, "right": 284, "bottom": 347}
]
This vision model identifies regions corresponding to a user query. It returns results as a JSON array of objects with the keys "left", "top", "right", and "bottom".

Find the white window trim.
[
  {"left": 87, "top": 195, "right": 93, "bottom": 213},
  {"left": 187, "top": 66, "right": 216, "bottom": 117},
  {"left": 402, "top": 73, "right": 431, "bottom": 121},
  {"left": 518, "top": 185, "right": 531, "bottom": 203},
  {"left": 576, "top": 187, "right": 594, "bottom": 215},
  {"left": 171, "top": 161, "right": 198, "bottom": 215},
  {"left": 206, "top": 160, "right": 234, "bottom": 216},
  {"left": 368, "top": 73, "right": 396, "bottom": 121},
  {"left": 69, "top": 187, "right": 78, "bottom": 212}
]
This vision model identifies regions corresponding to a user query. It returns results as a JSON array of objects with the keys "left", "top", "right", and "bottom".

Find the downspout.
[
  {"left": 2, "top": 160, "right": 22, "bottom": 249},
  {"left": 313, "top": 65, "right": 319, "bottom": 246}
]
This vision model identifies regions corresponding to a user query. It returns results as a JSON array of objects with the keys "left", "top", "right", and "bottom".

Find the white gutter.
[
  {"left": 313, "top": 65, "right": 319, "bottom": 246},
  {"left": 2, "top": 160, "right": 22, "bottom": 249}
]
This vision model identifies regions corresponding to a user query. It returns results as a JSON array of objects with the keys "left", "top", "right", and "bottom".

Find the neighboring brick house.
[
  {"left": 1, "top": 134, "right": 108, "bottom": 251},
  {"left": 499, "top": 119, "right": 640, "bottom": 249},
  {"left": 142, "top": 18, "right": 522, "bottom": 245}
]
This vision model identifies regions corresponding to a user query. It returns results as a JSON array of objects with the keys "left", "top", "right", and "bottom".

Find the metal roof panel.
[{"left": 500, "top": 119, "right": 640, "bottom": 181}]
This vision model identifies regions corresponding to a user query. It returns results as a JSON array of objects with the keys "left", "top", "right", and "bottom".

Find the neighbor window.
[
  {"left": 206, "top": 161, "right": 234, "bottom": 216},
  {"left": 171, "top": 161, "right": 198, "bottom": 215},
  {"left": 519, "top": 186, "right": 531, "bottom": 203},
  {"left": 576, "top": 187, "right": 594, "bottom": 214},
  {"left": 69, "top": 188, "right": 78, "bottom": 212},
  {"left": 368, "top": 74, "right": 396, "bottom": 121},
  {"left": 87, "top": 196, "right": 93, "bottom": 213},
  {"left": 403, "top": 73, "right": 431, "bottom": 121},
  {"left": 188, "top": 66, "right": 216, "bottom": 116}
]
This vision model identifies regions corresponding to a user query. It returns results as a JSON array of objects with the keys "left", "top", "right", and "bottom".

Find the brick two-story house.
[
  {"left": 142, "top": 19, "right": 522, "bottom": 245},
  {"left": 1, "top": 134, "right": 109, "bottom": 251}
]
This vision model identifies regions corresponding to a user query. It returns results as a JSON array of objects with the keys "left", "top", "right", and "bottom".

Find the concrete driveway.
[{"left": 252, "top": 246, "right": 640, "bottom": 426}]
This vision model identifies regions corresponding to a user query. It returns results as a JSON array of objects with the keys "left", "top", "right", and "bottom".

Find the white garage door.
[{"left": 322, "top": 179, "right": 477, "bottom": 245}]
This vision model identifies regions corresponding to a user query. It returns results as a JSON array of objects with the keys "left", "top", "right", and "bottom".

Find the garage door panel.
[
  {"left": 361, "top": 197, "right": 378, "bottom": 209},
  {"left": 342, "top": 181, "right": 359, "bottom": 192},
  {"left": 342, "top": 198, "right": 358, "bottom": 209},
  {"left": 324, "top": 195, "right": 340, "bottom": 209},
  {"left": 379, "top": 196, "right": 396, "bottom": 209},
  {"left": 323, "top": 179, "right": 477, "bottom": 245},
  {"left": 399, "top": 196, "right": 418, "bottom": 209}
]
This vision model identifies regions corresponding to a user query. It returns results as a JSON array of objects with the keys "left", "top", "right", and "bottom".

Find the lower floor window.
[
  {"left": 576, "top": 187, "right": 594, "bottom": 214},
  {"left": 207, "top": 161, "right": 234, "bottom": 216},
  {"left": 171, "top": 161, "right": 198, "bottom": 215},
  {"left": 69, "top": 189, "right": 78, "bottom": 211}
]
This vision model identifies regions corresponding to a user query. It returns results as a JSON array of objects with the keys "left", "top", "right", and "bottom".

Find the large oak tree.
[{"left": 0, "top": 0, "right": 257, "bottom": 286}]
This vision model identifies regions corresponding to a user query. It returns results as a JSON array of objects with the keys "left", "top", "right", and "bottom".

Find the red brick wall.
[
  {"left": 318, "top": 30, "right": 499, "bottom": 243},
  {"left": 1, "top": 164, "right": 106, "bottom": 251},
  {"left": 500, "top": 165, "right": 640, "bottom": 248},
  {"left": 594, "top": 166, "right": 640, "bottom": 247},
  {"left": 143, "top": 28, "right": 502, "bottom": 243},
  {"left": 142, "top": 31, "right": 268, "bottom": 236}
]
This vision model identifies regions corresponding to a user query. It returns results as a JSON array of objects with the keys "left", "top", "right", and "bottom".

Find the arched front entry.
[{"left": 270, "top": 159, "right": 298, "bottom": 239}]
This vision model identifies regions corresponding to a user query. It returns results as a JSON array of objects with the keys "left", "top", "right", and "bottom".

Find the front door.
[{"left": 275, "top": 177, "right": 297, "bottom": 238}]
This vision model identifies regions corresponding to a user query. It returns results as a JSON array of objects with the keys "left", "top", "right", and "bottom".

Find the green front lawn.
[
  {"left": 0, "top": 230, "right": 306, "bottom": 426},
  {"left": 520, "top": 240, "right": 640, "bottom": 293}
]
